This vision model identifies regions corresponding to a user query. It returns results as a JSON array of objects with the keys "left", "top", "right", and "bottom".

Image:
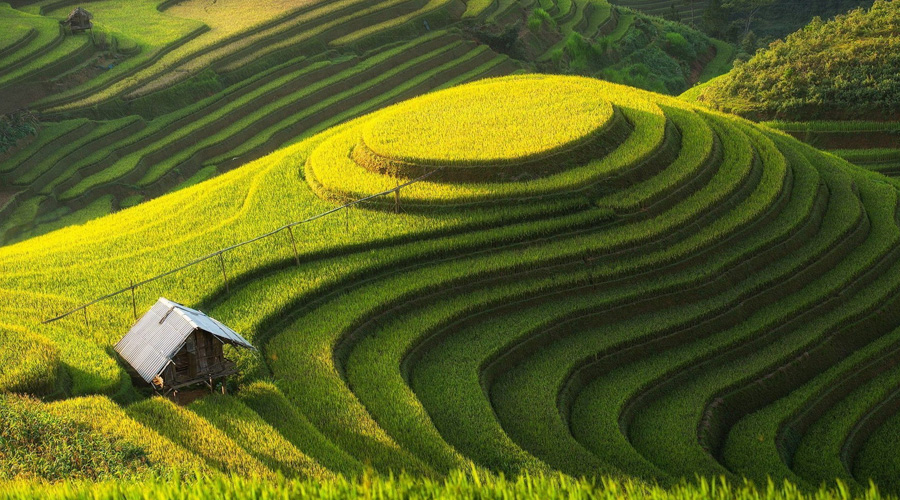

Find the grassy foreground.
[{"left": 0, "top": 472, "right": 890, "bottom": 500}]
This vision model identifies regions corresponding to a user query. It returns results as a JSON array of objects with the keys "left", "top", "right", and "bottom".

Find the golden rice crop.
[{"left": 362, "top": 75, "right": 615, "bottom": 165}]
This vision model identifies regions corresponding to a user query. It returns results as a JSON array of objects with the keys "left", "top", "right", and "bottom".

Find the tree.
[
  {"left": 702, "top": 0, "right": 728, "bottom": 38},
  {"left": 665, "top": 4, "right": 682, "bottom": 23},
  {"left": 683, "top": 0, "right": 704, "bottom": 27},
  {"left": 723, "top": 0, "right": 775, "bottom": 36},
  {"left": 740, "top": 30, "right": 758, "bottom": 54},
  {"left": 0, "top": 110, "right": 38, "bottom": 154}
]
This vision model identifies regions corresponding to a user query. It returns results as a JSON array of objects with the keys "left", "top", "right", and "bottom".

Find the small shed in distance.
[
  {"left": 114, "top": 298, "right": 255, "bottom": 400},
  {"left": 60, "top": 7, "right": 93, "bottom": 34}
]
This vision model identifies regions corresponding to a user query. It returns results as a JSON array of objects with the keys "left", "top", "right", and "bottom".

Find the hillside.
[
  {"left": 680, "top": 1, "right": 899, "bottom": 181},
  {"left": 1, "top": 74, "right": 900, "bottom": 495},
  {"left": 0, "top": 0, "right": 731, "bottom": 246},
  {"left": 683, "top": 0, "right": 900, "bottom": 121}
]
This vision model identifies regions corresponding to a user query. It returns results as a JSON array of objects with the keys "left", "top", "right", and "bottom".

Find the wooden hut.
[
  {"left": 60, "top": 7, "right": 93, "bottom": 34},
  {"left": 115, "top": 298, "right": 255, "bottom": 400}
]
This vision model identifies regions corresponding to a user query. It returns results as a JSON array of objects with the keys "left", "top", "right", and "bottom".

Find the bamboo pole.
[
  {"left": 130, "top": 280, "right": 137, "bottom": 321},
  {"left": 40, "top": 168, "right": 443, "bottom": 325},
  {"left": 287, "top": 227, "right": 300, "bottom": 266},
  {"left": 218, "top": 253, "right": 229, "bottom": 293}
]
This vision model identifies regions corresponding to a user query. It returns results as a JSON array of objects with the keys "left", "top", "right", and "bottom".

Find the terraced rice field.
[
  {"left": 0, "top": 0, "right": 730, "bottom": 245},
  {"left": 609, "top": 0, "right": 707, "bottom": 25},
  {"left": 0, "top": 0, "right": 523, "bottom": 243},
  {"left": 764, "top": 121, "right": 900, "bottom": 179},
  {"left": 2, "top": 73, "right": 900, "bottom": 496},
  {"left": 532, "top": 0, "right": 616, "bottom": 57},
  {"left": 0, "top": 3, "right": 95, "bottom": 92}
]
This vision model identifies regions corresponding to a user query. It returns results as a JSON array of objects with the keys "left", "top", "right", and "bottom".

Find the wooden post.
[
  {"left": 83, "top": 306, "right": 89, "bottom": 329},
  {"left": 394, "top": 185, "right": 401, "bottom": 213},
  {"left": 344, "top": 206, "right": 349, "bottom": 233},
  {"left": 218, "top": 253, "right": 229, "bottom": 293},
  {"left": 287, "top": 226, "right": 300, "bottom": 266},
  {"left": 130, "top": 280, "right": 137, "bottom": 321}
]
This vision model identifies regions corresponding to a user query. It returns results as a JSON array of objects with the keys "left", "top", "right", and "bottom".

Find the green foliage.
[
  {"left": 0, "top": 112, "right": 38, "bottom": 154},
  {"left": 703, "top": 0, "right": 729, "bottom": 37},
  {"left": 664, "top": 32, "right": 695, "bottom": 60},
  {"left": 528, "top": 8, "right": 556, "bottom": 31},
  {"left": 602, "top": 62, "right": 669, "bottom": 94},
  {"left": 562, "top": 33, "right": 606, "bottom": 72},
  {"left": 0, "top": 0, "right": 736, "bottom": 244},
  {"left": 604, "top": 45, "right": 687, "bottom": 94},
  {"left": 687, "top": 0, "right": 900, "bottom": 119},
  {"left": 739, "top": 30, "right": 757, "bottom": 54},
  {"left": 698, "top": 38, "right": 736, "bottom": 82},
  {"left": 0, "top": 395, "right": 149, "bottom": 481}
]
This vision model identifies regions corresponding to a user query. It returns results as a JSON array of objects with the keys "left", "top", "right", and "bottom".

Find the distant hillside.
[{"left": 683, "top": 0, "right": 900, "bottom": 121}]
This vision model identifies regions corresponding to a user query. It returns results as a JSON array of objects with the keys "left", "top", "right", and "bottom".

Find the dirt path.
[{"left": 688, "top": 45, "right": 716, "bottom": 87}]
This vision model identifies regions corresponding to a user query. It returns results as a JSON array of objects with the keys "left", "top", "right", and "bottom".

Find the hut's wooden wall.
[{"left": 159, "top": 330, "right": 230, "bottom": 389}]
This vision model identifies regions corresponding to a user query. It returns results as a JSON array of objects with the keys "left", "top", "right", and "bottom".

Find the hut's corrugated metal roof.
[
  {"left": 114, "top": 297, "right": 254, "bottom": 383},
  {"left": 170, "top": 301, "right": 255, "bottom": 350}
]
